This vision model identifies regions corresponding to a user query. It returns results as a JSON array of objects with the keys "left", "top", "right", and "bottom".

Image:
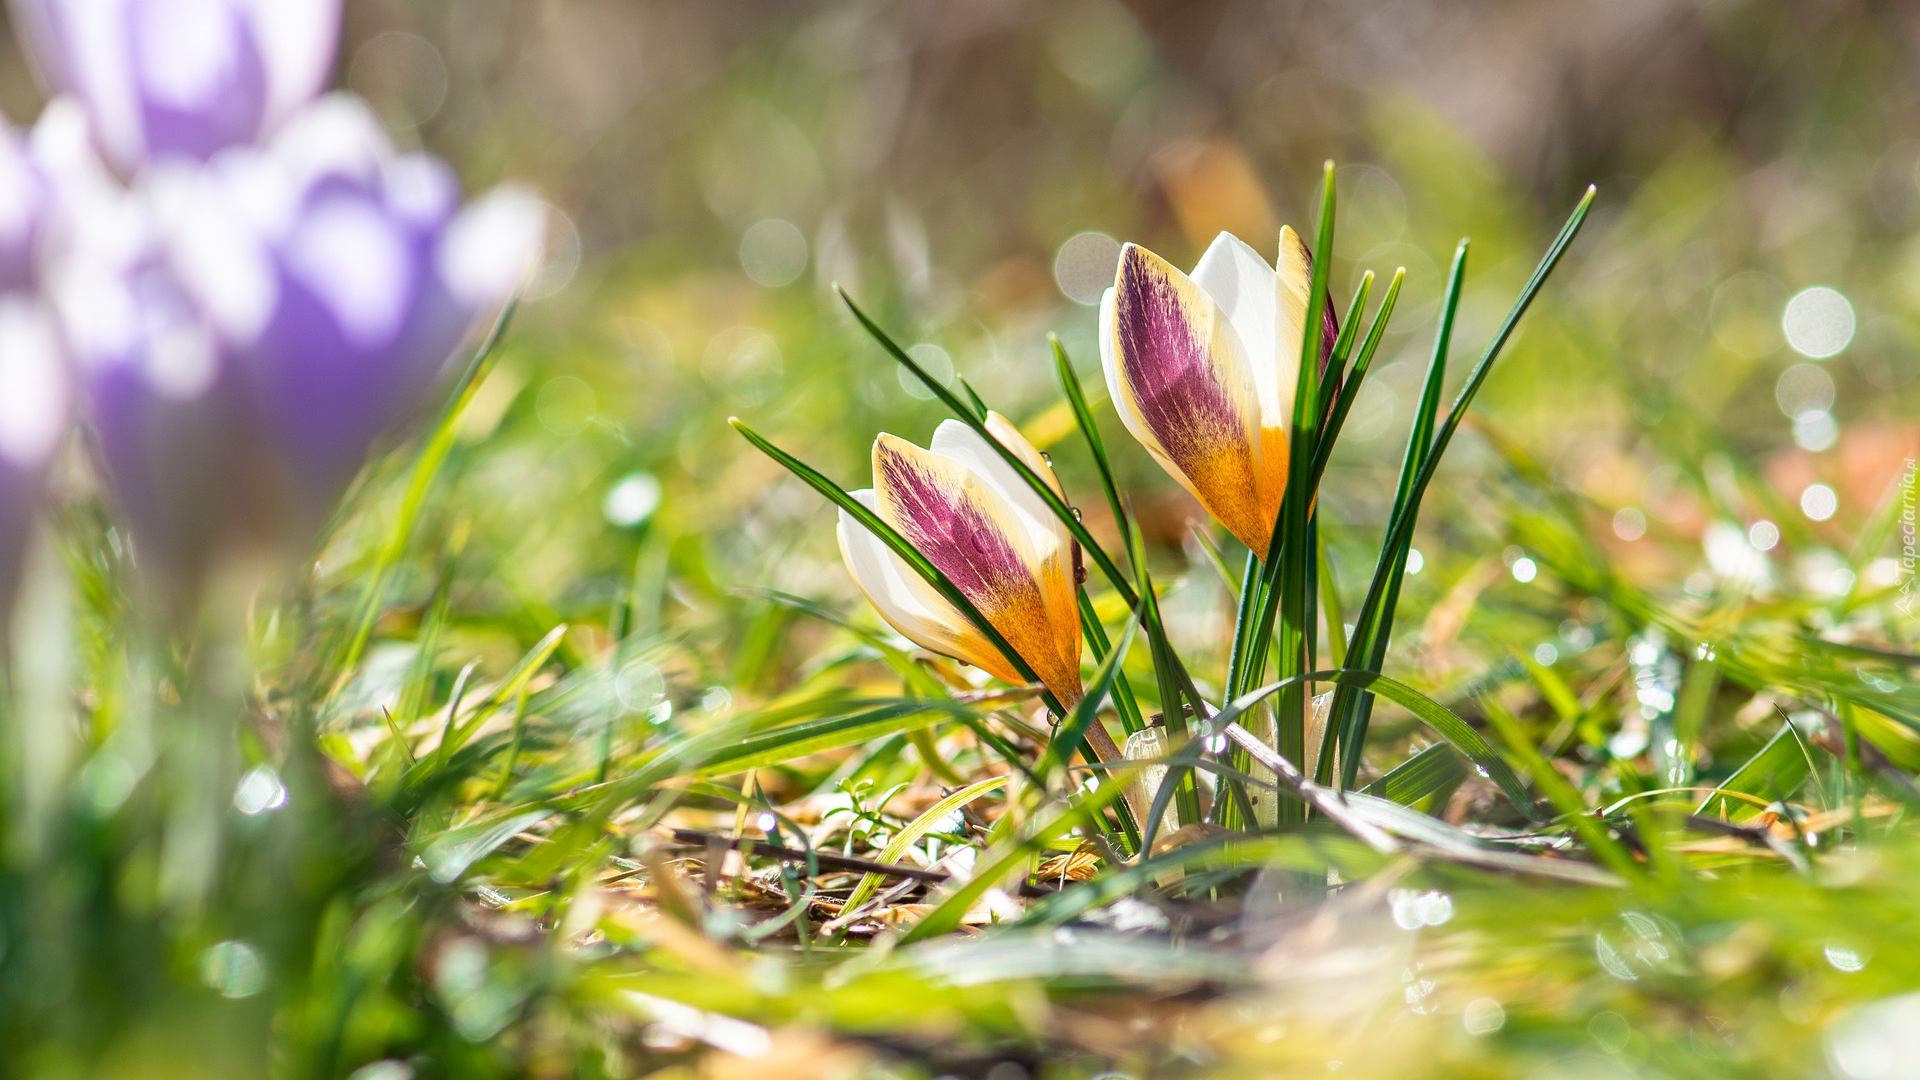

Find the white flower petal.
[
  {"left": 286, "top": 194, "right": 411, "bottom": 349},
  {"left": 131, "top": 0, "right": 246, "bottom": 112},
  {"left": 149, "top": 164, "right": 278, "bottom": 344},
  {"left": 438, "top": 184, "right": 545, "bottom": 309},
  {"left": 266, "top": 94, "right": 390, "bottom": 191},
  {"left": 1190, "top": 231, "right": 1281, "bottom": 425},
  {"left": 240, "top": 0, "right": 340, "bottom": 129},
  {"left": 60, "top": 0, "right": 148, "bottom": 169}
]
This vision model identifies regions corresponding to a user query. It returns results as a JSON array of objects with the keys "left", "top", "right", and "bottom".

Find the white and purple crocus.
[
  {"left": 829, "top": 228, "right": 1340, "bottom": 714},
  {"left": 46, "top": 97, "right": 542, "bottom": 574},
  {"left": 1100, "top": 228, "right": 1337, "bottom": 559},
  {"left": 4, "top": 0, "right": 545, "bottom": 585},
  {"left": 836, "top": 414, "right": 1085, "bottom": 709}
]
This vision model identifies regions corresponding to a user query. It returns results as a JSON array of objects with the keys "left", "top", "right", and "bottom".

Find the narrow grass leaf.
[
  {"left": 1696, "top": 719, "right": 1815, "bottom": 819},
  {"left": 837, "top": 774, "right": 1010, "bottom": 918}
]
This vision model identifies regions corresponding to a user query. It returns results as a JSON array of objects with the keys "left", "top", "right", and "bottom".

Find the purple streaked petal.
[
  {"left": 874, "top": 434, "right": 1034, "bottom": 607},
  {"left": 836, "top": 490, "right": 1023, "bottom": 687},
  {"left": 871, "top": 432, "right": 1082, "bottom": 702},
  {"left": 1105, "top": 242, "right": 1270, "bottom": 552}
]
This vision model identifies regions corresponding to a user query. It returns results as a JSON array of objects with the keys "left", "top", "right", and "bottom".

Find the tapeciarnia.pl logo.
[{"left": 1900, "top": 458, "right": 1917, "bottom": 617}]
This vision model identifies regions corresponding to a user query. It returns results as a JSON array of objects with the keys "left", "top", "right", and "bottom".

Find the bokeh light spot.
[
  {"left": 739, "top": 219, "right": 809, "bottom": 287},
  {"left": 1511, "top": 557, "right": 1538, "bottom": 583},
  {"left": 1462, "top": 998, "right": 1506, "bottom": 1036},
  {"left": 603, "top": 472, "right": 662, "bottom": 528},
  {"left": 349, "top": 31, "right": 449, "bottom": 130},
  {"left": 898, "top": 342, "right": 955, "bottom": 400},
  {"left": 1793, "top": 410, "right": 1839, "bottom": 452},
  {"left": 614, "top": 657, "right": 667, "bottom": 715},
  {"left": 1800, "top": 483, "right": 1837, "bottom": 522},
  {"left": 201, "top": 940, "right": 266, "bottom": 999},
  {"left": 1782, "top": 286, "right": 1856, "bottom": 358},
  {"left": 536, "top": 375, "right": 597, "bottom": 436},
  {"left": 233, "top": 765, "right": 287, "bottom": 816},
  {"left": 1775, "top": 363, "right": 1835, "bottom": 419},
  {"left": 1404, "top": 548, "right": 1423, "bottom": 575},
  {"left": 1748, "top": 520, "right": 1780, "bottom": 552},
  {"left": 1612, "top": 507, "right": 1647, "bottom": 541},
  {"left": 1826, "top": 943, "right": 1868, "bottom": 973},
  {"left": 1054, "top": 231, "right": 1121, "bottom": 305}
]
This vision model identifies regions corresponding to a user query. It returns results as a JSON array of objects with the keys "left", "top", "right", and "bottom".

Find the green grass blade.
[
  {"left": 955, "top": 376, "right": 990, "bottom": 421},
  {"left": 1051, "top": 336, "right": 1133, "bottom": 561},
  {"left": 1312, "top": 268, "right": 1405, "bottom": 487},
  {"left": 1327, "top": 241, "right": 1465, "bottom": 785},
  {"left": 837, "top": 774, "right": 1010, "bottom": 919},
  {"left": 1267, "top": 161, "right": 1338, "bottom": 813},
  {"left": 1696, "top": 719, "right": 1815, "bottom": 820},
  {"left": 898, "top": 768, "right": 1133, "bottom": 943},
  {"left": 1077, "top": 589, "right": 1144, "bottom": 734},
  {"left": 1333, "top": 186, "right": 1598, "bottom": 790},
  {"left": 1315, "top": 270, "right": 1373, "bottom": 419},
  {"left": 1043, "top": 611, "right": 1140, "bottom": 781},
  {"left": 1317, "top": 527, "right": 1347, "bottom": 672},
  {"left": 1360, "top": 742, "right": 1468, "bottom": 809},
  {"left": 1481, "top": 694, "right": 1640, "bottom": 880},
  {"left": 1212, "top": 669, "right": 1541, "bottom": 821},
  {"left": 330, "top": 301, "right": 518, "bottom": 689},
  {"left": 694, "top": 701, "right": 968, "bottom": 776},
  {"left": 1123, "top": 501, "right": 1203, "bottom": 831}
]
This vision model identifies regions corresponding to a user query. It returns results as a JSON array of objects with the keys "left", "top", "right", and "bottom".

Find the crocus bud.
[
  {"left": 836, "top": 413, "right": 1083, "bottom": 708},
  {"left": 10, "top": 0, "right": 341, "bottom": 172},
  {"left": 0, "top": 293, "right": 69, "bottom": 620},
  {"left": 1100, "top": 229, "right": 1337, "bottom": 558}
]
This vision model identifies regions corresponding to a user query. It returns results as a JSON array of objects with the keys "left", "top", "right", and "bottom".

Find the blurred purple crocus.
[
  {"left": 47, "top": 96, "right": 542, "bottom": 579},
  {"left": 11, "top": 0, "right": 340, "bottom": 173}
]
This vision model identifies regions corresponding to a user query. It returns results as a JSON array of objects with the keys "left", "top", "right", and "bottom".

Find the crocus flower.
[
  {"left": 0, "top": 293, "right": 68, "bottom": 619},
  {"left": 46, "top": 182, "right": 256, "bottom": 573},
  {"left": 47, "top": 97, "right": 542, "bottom": 578},
  {"left": 11, "top": 0, "right": 340, "bottom": 172},
  {"left": 1099, "top": 228, "right": 1337, "bottom": 558},
  {"left": 159, "top": 96, "right": 544, "bottom": 517},
  {"left": 837, "top": 414, "right": 1083, "bottom": 708}
]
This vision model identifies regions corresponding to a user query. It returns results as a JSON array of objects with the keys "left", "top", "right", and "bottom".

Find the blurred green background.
[{"left": 12, "top": 0, "right": 1889, "bottom": 654}]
